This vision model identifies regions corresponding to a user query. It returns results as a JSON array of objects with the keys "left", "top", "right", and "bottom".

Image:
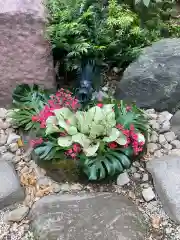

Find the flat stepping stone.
[
  {"left": 30, "top": 193, "right": 148, "bottom": 240},
  {"left": 0, "top": 160, "right": 24, "bottom": 209},
  {"left": 147, "top": 155, "right": 180, "bottom": 223}
]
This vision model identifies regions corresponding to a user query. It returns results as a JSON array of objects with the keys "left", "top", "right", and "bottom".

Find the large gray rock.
[
  {"left": 147, "top": 155, "right": 180, "bottom": 223},
  {"left": 30, "top": 193, "right": 149, "bottom": 240},
  {"left": 115, "top": 39, "right": 180, "bottom": 112},
  {"left": 171, "top": 110, "right": 180, "bottom": 140},
  {"left": 0, "top": 160, "right": 24, "bottom": 209},
  {"left": 0, "top": 0, "right": 55, "bottom": 107}
]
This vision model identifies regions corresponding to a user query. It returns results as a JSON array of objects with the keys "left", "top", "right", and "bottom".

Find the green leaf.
[
  {"left": 46, "top": 116, "right": 60, "bottom": 135},
  {"left": 72, "top": 133, "right": 91, "bottom": 148},
  {"left": 103, "top": 128, "right": 120, "bottom": 142},
  {"left": 115, "top": 132, "right": 127, "bottom": 145},
  {"left": 84, "top": 142, "right": 100, "bottom": 157},
  {"left": 142, "top": 0, "right": 151, "bottom": 7},
  {"left": 57, "top": 136, "right": 73, "bottom": 147}
]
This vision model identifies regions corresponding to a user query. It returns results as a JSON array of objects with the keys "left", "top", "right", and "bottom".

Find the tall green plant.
[{"left": 46, "top": 0, "right": 159, "bottom": 70}]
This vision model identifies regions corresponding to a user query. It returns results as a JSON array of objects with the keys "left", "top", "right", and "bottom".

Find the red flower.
[
  {"left": 34, "top": 89, "right": 80, "bottom": 128},
  {"left": 108, "top": 142, "right": 118, "bottom": 149},
  {"left": 32, "top": 115, "right": 39, "bottom": 122},
  {"left": 97, "top": 103, "right": 103, "bottom": 108}
]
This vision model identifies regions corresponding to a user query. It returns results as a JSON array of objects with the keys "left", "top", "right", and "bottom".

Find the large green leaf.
[
  {"left": 34, "top": 141, "right": 63, "bottom": 161},
  {"left": 82, "top": 151, "right": 132, "bottom": 180}
]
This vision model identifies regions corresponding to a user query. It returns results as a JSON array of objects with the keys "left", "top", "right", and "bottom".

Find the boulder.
[
  {"left": 171, "top": 110, "right": 180, "bottom": 140},
  {"left": 0, "top": 160, "right": 24, "bottom": 209},
  {"left": 30, "top": 193, "right": 149, "bottom": 240},
  {"left": 115, "top": 39, "right": 180, "bottom": 113},
  {"left": 0, "top": 0, "right": 55, "bottom": 107},
  {"left": 147, "top": 155, "right": 180, "bottom": 223}
]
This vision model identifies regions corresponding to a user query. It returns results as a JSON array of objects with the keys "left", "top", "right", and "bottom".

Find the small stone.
[
  {"left": 60, "top": 183, "right": 71, "bottom": 192},
  {"left": 141, "top": 183, "right": 149, "bottom": 189},
  {"left": 151, "top": 216, "right": 161, "bottom": 229},
  {"left": 0, "top": 108, "right": 7, "bottom": 119},
  {"left": 1, "top": 152, "right": 15, "bottom": 162},
  {"left": 163, "top": 143, "right": 172, "bottom": 151},
  {"left": 113, "top": 67, "right": 120, "bottom": 73},
  {"left": 148, "top": 143, "right": 159, "bottom": 154},
  {"left": 170, "top": 149, "right": 180, "bottom": 156},
  {"left": 150, "top": 132, "right": 158, "bottom": 143},
  {"left": 0, "top": 129, "right": 7, "bottom": 146},
  {"left": 13, "top": 156, "right": 21, "bottom": 163},
  {"left": 7, "top": 133, "right": 20, "bottom": 145},
  {"left": 148, "top": 113, "right": 157, "bottom": 120},
  {"left": 9, "top": 143, "right": 18, "bottom": 153},
  {"left": 16, "top": 149, "right": 22, "bottom": 156},
  {"left": 21, "top": 166, "right": 29, "bottom": 174},
  {"left": 70, "top": 183, "right": 83, "bottom": 191},
  {"left": 37, "top": 177, "right": 50, "bottom": 186},
  {"left": 160, "top": 111, "right": 173, "bottom": 121},
  {"left": 52, "top": 183, "right": 61, "bottom": 193},
  {"left": 133, "top": 173, "right": 141, "bottom": 180},
  {"left": 5, "top": 206, "right": 29, "bottom": 222},
  {"left": 149, "top": 120, "right": 160, "bottom": 131},
  {"left": 117, "top": 172, "right": 130, "bottom": 186},
  {"left": 159, "top": 134, "right": 167, "bottom": 145},
  {"left": 164, "top": 131, "right": 176, "bottom": 143},
  {"left": 171, "top": 140, "right": 180, "bottom": 149},
  {"left": 166, "top": 227, "right": 173, "bottom": 234},
  {"left": 102, "top": 86, "right": 108, "bottom": 92},
  {"left": 146, "top": 109, "right": 155, "bottom": 114},
  {"left": 129, "top": 166, "right": 137, "bottom": 173},
  {"left": 159, "top": 121, "right": 170, "bottom": 133},
  {"left": 142, "top": 173, "right": 149, "bottom": 182},
  {"left": 132, "top": 161, "right": 141, "bottom": 168},
  {"left": 158, "top": 112, "right": 172, "bottom": 125},
  {"left": 142, "top": 187, "right": 155, "bottom": 202},
  {"left": 0, "top": 119, "right": 10, "bottom": 129},
  {"left": 128, "top": 191, "right": 136, "bottom": 199},
  {"left": 154, "top": 150, "right": 163, "bottom": 158},
  {"left": 0, "top": 146, "right": 7, "bottom": 154}
]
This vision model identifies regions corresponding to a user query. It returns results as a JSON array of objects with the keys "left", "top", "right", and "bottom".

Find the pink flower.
[
  {"left": 108, "top": 142, "right": 118, "bottom": 149},
  {"left": 97, "top": 103, "right": 103, "bottom": 108},
  {"left": 72, "top": 143, "right": 81, "bottom": 153},
  {"left": 126, "top": 106, "right": 131, "bottom": 111},
  {"left": 30, "top": 138, "right": 43, "bottom": 148}
]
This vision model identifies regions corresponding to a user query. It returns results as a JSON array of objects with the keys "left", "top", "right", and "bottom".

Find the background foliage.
[{"left": 46, "top": 0, "right": 180, "bottom": 72}]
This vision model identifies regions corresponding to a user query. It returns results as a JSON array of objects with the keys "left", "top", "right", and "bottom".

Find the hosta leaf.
[
  {"left": 103, "top": 128, "right": 120, "bottom": 142},
  {"left": 115, "top": 132, "right": 127, "bottom": 145},
  {"left": 142, "top": 0, "right": 150, "bottom": 7},
  {"left": 57, "top": 136, "right": 72, "bottom": 147},
  {"left": 46, "top": 116, "right": 60, "bottom": 135},
  {"left": 84, "top": 142, "right": 100, "bottom": 157},
  {"left": 72, "top": 133, "right": 91, "bottom": 148},
  {"left": 89, "top": 122, "right": 104, "bottom": 139}
]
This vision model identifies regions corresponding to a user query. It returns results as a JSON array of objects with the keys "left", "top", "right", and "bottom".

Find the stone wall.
[{"left": 0, "top": 0, "right": 56, "bottom": 106}]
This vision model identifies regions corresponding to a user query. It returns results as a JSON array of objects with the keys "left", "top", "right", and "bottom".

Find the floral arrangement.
[{"left": 11, "top": 85, "right": 148, "bottom": 180}]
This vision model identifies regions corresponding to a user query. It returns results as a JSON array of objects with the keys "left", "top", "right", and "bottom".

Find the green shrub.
[{"left": 46, "top": 0, "right": 159, "bottom": 70}]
